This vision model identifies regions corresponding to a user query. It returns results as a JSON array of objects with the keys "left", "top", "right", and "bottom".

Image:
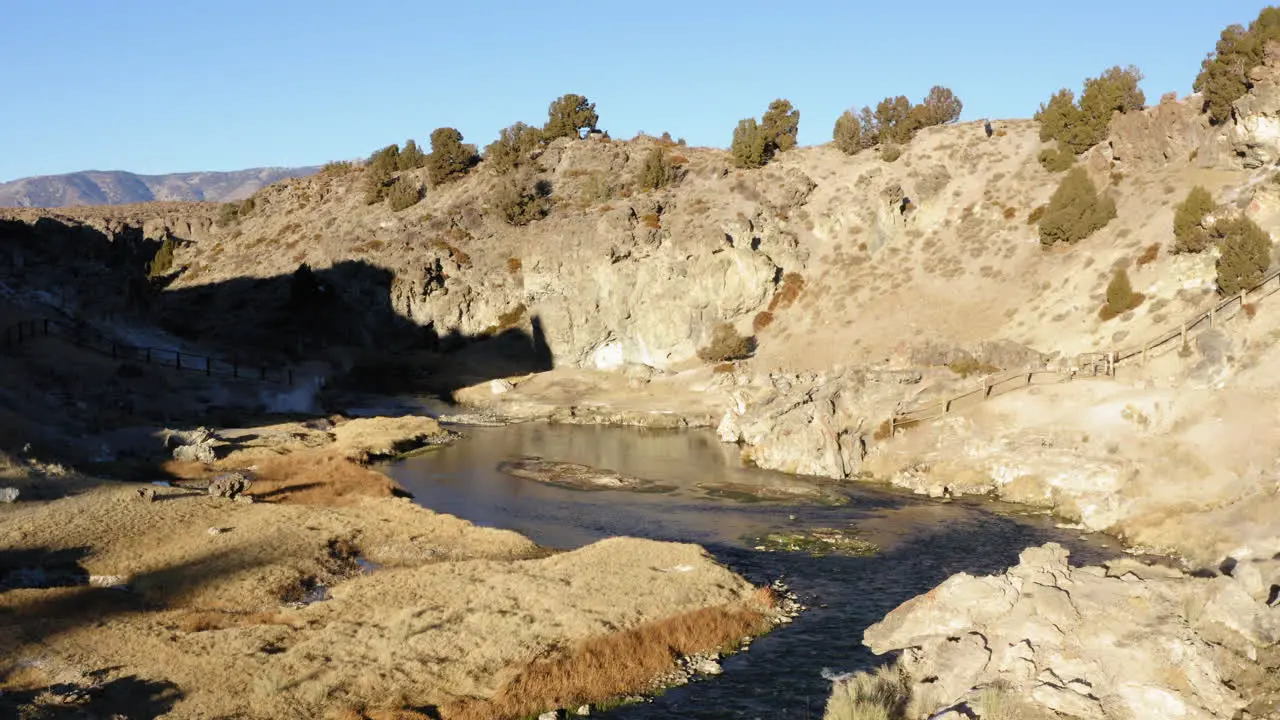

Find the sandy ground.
[{"left": 0, "top": 416, "right": 772, "bottom": 719}]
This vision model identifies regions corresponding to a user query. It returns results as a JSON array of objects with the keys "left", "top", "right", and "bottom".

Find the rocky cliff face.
[{"left": 841, "top": 543, "right": 1280, "bottom": 720}]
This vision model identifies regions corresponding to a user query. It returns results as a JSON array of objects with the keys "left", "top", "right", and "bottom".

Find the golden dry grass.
[
  {"left": 164, "top": 450, "right": 408, "bottom": 506},
  {"left": 444, "top": 593, "right": 775, "bottom": 720}
]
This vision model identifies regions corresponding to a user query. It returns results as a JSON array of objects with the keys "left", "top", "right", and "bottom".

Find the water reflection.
[{"left": 383, "top": 422, "right": 1126, "bottom": 718}]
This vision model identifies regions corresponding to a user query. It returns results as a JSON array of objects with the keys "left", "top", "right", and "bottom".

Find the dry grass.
[
  {"left": 444, "top": 598, "right": 773, "bottom": 720},
  {"left": 640, "top": 213, "right": 661, "bottom": 229},
  {"left": 1136, "top": 243, "right": 1159, "bottom": 267},
  {"left": 947, "top": 358, "right": 1000, "bottom": 378},
  {"left": 506, "top": 257, "right": 522, "bottom": 274},
  {"left": 1002, "top": 206, "right": 1017, "bottom": 220},
  {"left": 822, "top": 663, "right": 910, "bottom": 720},
  {"left": 768, "top": 272, "right": 806, "bottom": 312},
  {"left": 1243, "top": 302, "right": 1258, "bottom": 319},
  {"left": 753, "top": 311, "right": 775, "bottom": 332},
  {"left": 164, "top": 451, "right": 408, "bottom": 506}
]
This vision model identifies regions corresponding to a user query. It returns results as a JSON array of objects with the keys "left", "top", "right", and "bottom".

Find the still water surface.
[{"left": 384, "top": 422, "right": 1123, "bottom": 719}]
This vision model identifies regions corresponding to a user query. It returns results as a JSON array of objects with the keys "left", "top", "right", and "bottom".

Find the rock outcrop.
[
  {"left": 1228, "top": 45, "right": 1280, "bottom": 169},
  {"left": 716, "top": 368, "right": 919, "bottom": 479},
  {"left": 846, "top": 543, "right": 1280, "bottom": 720}
]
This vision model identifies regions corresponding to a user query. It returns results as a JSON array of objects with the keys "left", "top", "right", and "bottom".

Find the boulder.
[
  {"left": 208, "top": 472, "right": 252, "bottom": 499},
  {"left": 0, "top": 487, "right": 18, "bottom": 503},
  {"left": 853, "top": 543, "right": 1271, "bottom": 719}
]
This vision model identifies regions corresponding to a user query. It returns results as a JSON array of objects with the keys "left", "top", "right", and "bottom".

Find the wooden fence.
[
  {"left": 1, "top": 317, "right": 295, "bottom": 385},
  {"left": 889, "top": 266, "right": 1280, "bottom": 435}
]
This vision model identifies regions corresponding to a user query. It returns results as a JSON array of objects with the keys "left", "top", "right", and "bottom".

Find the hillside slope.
[
  {"left": 0, "top": 166, "right": 319, "bottom": 208},
  {"left": 146, "top": 98, "right": 1262, "bottom": 380}
]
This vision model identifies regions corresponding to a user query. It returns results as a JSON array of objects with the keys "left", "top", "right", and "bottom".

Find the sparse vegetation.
[
  {"left": 484, "top": 122, "right": 543, "bottom": 174},
  {"left": 947, "top": 357, "right": 1000, "bottom": 378},
  {"left": 492, "top": 174, "right": 553, "bottom": 226},
  {"left": 1036, "top": 65, "right": 1145, "bottom": 154},
  {"left": 697, "top": 322, "right": 756, "bottom": 362},
  {"left": 397, "top": 139, "right": 427, "bottom": 171},
  {"left": 1172, "top": 185, "right": 1217, "bottom": 253},
  {"left": 320, "top": 160, "right": 355, "bottom": 176},
  {"left": 731, "top": 118, "right": 769, "bottom": 168},
  {"left": 1100, "top": 267, "right": 1145, "bottom": 320},
  {"left": 386, "top": 178, "right": 423, "bottom": 212},
  {"left": 543, "top": 93, "right": 599, "bottom": 141},
  {"left": 1027, "top": 205, "right": 1047, "bottom": 225},
  {"left": 1038, "top": 167, "right": 1117, "bottom": 246},
  {"left": 834, "top": 86, "right": 962, "bottom": 156},
  {"left": 1213, "top": 215, "right": 1273, "bottom": 294},
  {"left": 833, "top": 109, "right": 873, "bottom": 155},
  {"left": 1037, "top": 145, "right": 1075, "bottom": 172},
  {"left": 880, "top": 145, "right": 903, "bottom": 163},
  {"left": 753, "top": 311, "right": 774, "bottom": 332},
  {"left": 822, "top": 663, "right": 911, "bottom": 720},
  {"left": 732, "top": 99, "right": 800, "bottom": 167},
  {"left": 638, "top": 147, "right": 678, "bottom": 190},
  {"left": 761, "top": 99, "right": 800, "bottom": 153},
  {"left": 147, "top": 237, "right": 176, "bottom": 279},
  {"left": 426, "top": 127, "right": 479, "bottom": 186},
  {"left": 444, "top": 601, "right": 771, "bottom": 720},
  {"left": 1194, "top": 7, "right": 1280, "bottom": 124},
  {"left": 1136, "top": 242, "right": 1160, "bottom": 266}
]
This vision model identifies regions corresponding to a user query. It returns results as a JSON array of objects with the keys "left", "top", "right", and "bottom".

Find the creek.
[{"left": 383, "top": 422, "right": 1126, "bottom": 719}]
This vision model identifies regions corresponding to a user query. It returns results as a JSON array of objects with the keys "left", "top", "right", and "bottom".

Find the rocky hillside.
[
  {"left": 130, "top": 86, "right": 1267, "bottom": 377},
  {"left": 0, "top": 166, "right": 319, "bottom": 208}
]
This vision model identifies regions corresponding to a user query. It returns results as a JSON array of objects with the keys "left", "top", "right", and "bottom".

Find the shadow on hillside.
[{"left": 0, "top": 214, "right": 556, "bottom": 419}]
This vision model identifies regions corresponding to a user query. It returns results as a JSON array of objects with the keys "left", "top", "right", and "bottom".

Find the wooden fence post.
[
  {"left": 889, "top": 416, "right": 896, "bottom": 438},
  {"left": 1180, "top": 322, "right": 1187, "bottom": 346},
  {"left": 145, "top": 348, "right": 151, "bottom": 364},
  {"left": 1210, "top": 305, "right": 1216, "bottom": 327},
  {"left": 176, "top": 352, "right": 182, "bottom": 370},
  {"left": 944, "top": 399, "right": 952, "bottom": 413},
  {"left": 206, "top": 356, "right": 212, "bottom": 376},
  {"left": 287, "top": 369, "right": 294, "bottom": 387}
]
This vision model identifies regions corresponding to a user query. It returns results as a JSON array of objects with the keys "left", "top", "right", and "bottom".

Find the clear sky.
[{"left": 0, "top": 1, "right": 1270, "bottom": 181}]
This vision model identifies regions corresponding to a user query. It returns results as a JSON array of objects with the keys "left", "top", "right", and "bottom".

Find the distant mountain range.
[{"left": 0, "top": 166, "right": 321, "bottom": 208}]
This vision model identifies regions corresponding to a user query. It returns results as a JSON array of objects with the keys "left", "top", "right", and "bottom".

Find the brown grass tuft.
[
  {"left": 443, "top": 602, "right": 770, "bottom": 720},
  {"left": 947, "top": 358, "right": 1000, "bottom": 378},
  {"left": 1136, "top": 243, "right": 1159, "bottom": 267},
  {"left": 873, "top": 419, "right": 893, "bottom": 441},
  {"left": 669, "top": 154, "right": 689, "bottom": 166},
  {"left": 752, "top": 311, "right": 775, "bottom": 332},
  {"left": 1002, "top": 206, "right": 1017, "bottom": 220},
  {"left": 640, "top": 213, "right": 661, "bottom": 229},
  {"left": 767, "top": 272, "right": 805, "bottom": 312},
  {"left": 1243, "top": 302, "right": 1258, "bottom": 319},
  {"left": 506, "top": 257, "right": 522, "bottom": 274}
]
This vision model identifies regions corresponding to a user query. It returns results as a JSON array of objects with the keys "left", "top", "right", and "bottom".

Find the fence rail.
[
  {"left": 1, "top": 317, "right": 294, "bottom": 385},
  {"left": 889, "top": 266, "right": 1280, "bottom": 435}
]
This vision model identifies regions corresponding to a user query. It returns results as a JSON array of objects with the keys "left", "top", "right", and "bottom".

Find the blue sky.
[{"left": 0, "top": 1, "right": 1270, "bottom": 180}]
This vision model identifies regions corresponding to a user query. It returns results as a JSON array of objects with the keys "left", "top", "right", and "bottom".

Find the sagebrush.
[{"left": 1039, "top": 167, "right": 1116, "bottom": 246}]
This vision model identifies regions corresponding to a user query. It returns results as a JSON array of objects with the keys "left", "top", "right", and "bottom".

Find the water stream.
[{"left": 383, "top": 422, "right": 1128, "bottom": 719}]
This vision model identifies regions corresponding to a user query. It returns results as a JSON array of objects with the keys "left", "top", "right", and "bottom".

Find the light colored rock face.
[
  {"left": 857, "top": 543, "right": 1278, "bottom": 720},
  {"left": 716, "top": 369, "right": 919, "bottom": 479},
  {"left": 1107, "top": 94, "right": 1210, "bottom": 168},
  {"left": 1227, "top": 46, "right": 1280, "bottom": 169}
]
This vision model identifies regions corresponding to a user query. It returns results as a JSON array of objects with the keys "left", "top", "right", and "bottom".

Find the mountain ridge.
[{"left": 0, "top": 166, "right": 321, "bottom": 208}]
